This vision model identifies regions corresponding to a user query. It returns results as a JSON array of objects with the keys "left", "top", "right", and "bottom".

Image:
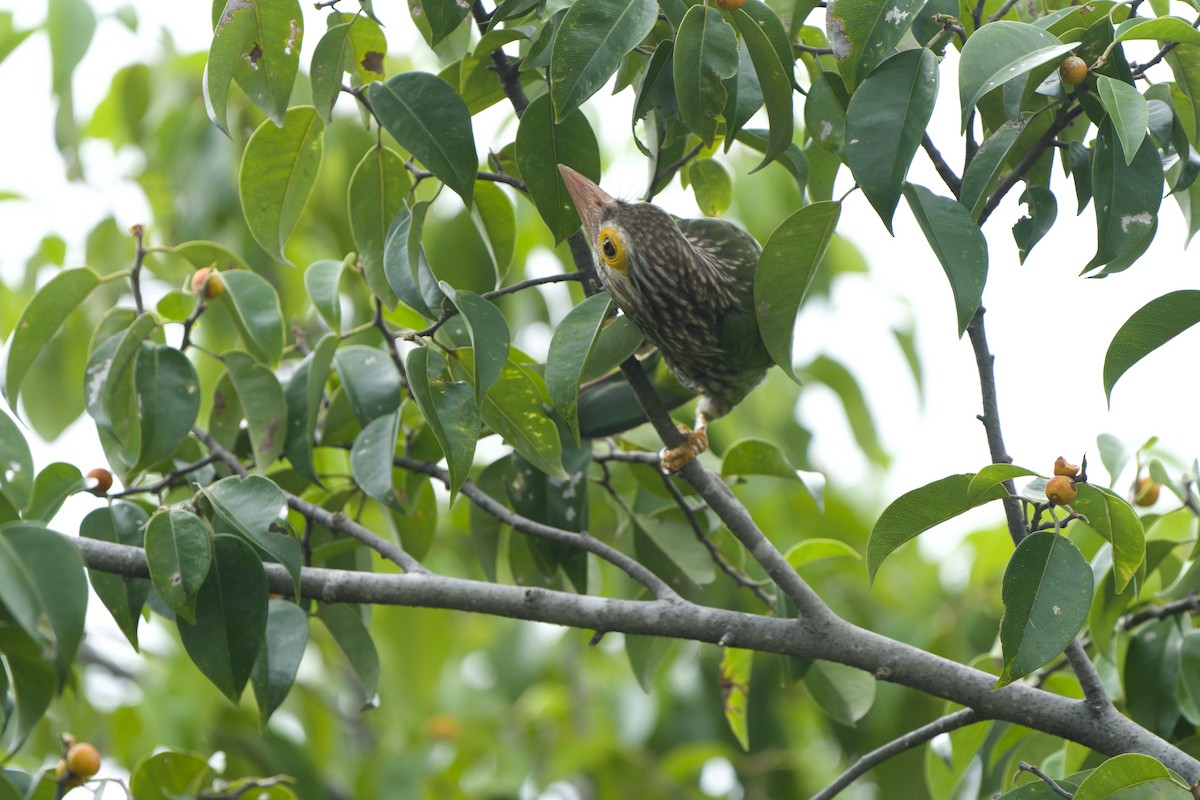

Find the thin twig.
[
  {"left": 794, "top": 43, "right": 834, "bottom": 55},
  {"left": 922, "top": 134, "right": 962, "bottom": 198},
  {"left": 407, "top": 272, "right": 585, "bottom": 339},
  {"left": 985, "top": 0, "right": 1020, "bottom": 23},
  {"left": 811, "top": 709, "right": 984, "bottom": 800},
  {"left": 1017, "top": 761, "right": 1074, "bottom": 799},
  {"left": 129, "top": 224, "right": 146, "bottom": 315},
  {"left": 646, "top": 142, "right": 705, "bottom": 202},
  {"left": 1121, "top": 593, "right": 1200, "bottom": 629},
  {"left": 107, "top": 454, "right": 220, "bottom": 498},
  {"left": 374, "top": 297, "right": 408, "bottom": 386},
  {"left": 978, "top": 104, "right": 1085, "bottom": 224}
]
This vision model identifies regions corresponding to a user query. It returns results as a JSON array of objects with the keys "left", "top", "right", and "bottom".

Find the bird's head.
[{"left": 558, "top": 165, "right": 695, "bottom": 295}]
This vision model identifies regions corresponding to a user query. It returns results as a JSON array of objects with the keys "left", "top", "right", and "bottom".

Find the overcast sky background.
[{"left": 1, "top": 0, "right": 1198, "bottom": 565}]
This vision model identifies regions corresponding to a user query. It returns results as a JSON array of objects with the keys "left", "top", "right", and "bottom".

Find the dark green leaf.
[
  {"left": 0, "top": 409, "right": 33, "bottom": 511},
  {"left": 724, "top": 40, "right": 763, "bottom": 148},
  {"left": 442, "top": 285, "right": 510, "bottom": 404},
  {"left": 383, "top": 202, "right": 442, "bottom": 316},
  {"left": 224, "top": 350, "right": 288, "bottom": 470},
  {"left": 804, "top": 660, "right": 876, "bottom": 726},
  {"left": 673, "top": 5, "right": 739, "bottom": 147},
  {"left": 803, "top": 70, "right": 848, "bottom": 154},
  {"left": 475, "top": 358, "right": 565, "bottom": 478},
  {"left": 1086, "top": 121, "right": 1162, "bottom": 276},
  {"left": 134, "top": 345, "right": 200, "bottom": 471},
  {"left": 0, "top": 623, "right": 54, "bottom": 754},
  {"left": 407, "top": 347, "right": 479, "bottom": 497},
  {"left": 349, "top": 146, "right": 412, "bottom": 309},
  {"left": 903, "top": 183, "right": 988, "bottom": 335},
  {"left": 1096, "top": 76, "right": 1148, "bottom": 165},
  {"left": 1012, "top": 185, "right": 1057, "bottom": 264},
  {"left": 1104, "top": 290, "right": 1200, "bottom": 401},
  {"left": 825, "top": 0, "right": 924, "bottom": 90},
  {"left": 203, "top": 474, "right": 299, "bottom": 597},
  {"left": 960, "top": 115, "right": 1028, "bottom": 218},
  {"left": 309, "top": 22, "right": 352, "bottom": 123},
  {"left": 283, "top": 333, "right": 337, "bottom": 486},
  {"left": 473, "top": 180, "right": 516, "bottom": 275},
  {"left": 546, "top": 292, "right": 612, "bottom": 443},
  {"left": 350, "top": 411, "right": 403, "bottom": 510},
  {"left": 414, "top": 0, "right": 469, "bottom": 45},
  {"left": 317, "top": 603, "right": 380, "bottom": 708},
  {"left": 549, "top": 0, "right": 657, "bottom": 120},
  {"left": 1115, "top": 16, "right": 1200, "bottom": 47},
  {"left": 688, "top": 158, "right": 734, "bottom": 216},
  {"left": 144, "top": 507, "right": 213, "bottom": 625},
  {"left": 81, "top": 504, "right": 150, "bottom": 649},
  {"left": 25, "top": 462, "right": 84, "bottom": 523},
  {"left": 731, "top": 8, "right": 794, "bottom": 171},
  {"left": 722, "top": 438, "right": 824, "bottom": 507},
  {"left": 515, "top": 94, "right": 602, "bottom": 243},
  {"left": 334, "top": 344, "right": 402, "bottom": 426},
  {"left": 957, "top": 22, "right": 1074, "bottom": 130},
  {"left": 251, "top": 599, "right": 308, "bottom": 725}
]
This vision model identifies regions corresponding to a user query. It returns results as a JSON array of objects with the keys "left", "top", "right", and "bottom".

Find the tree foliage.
[{"left": 2, "top": 0, "right": 1200, "bottom": 797}]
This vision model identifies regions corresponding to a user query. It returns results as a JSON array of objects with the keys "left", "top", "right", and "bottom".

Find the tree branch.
[
  {"left": 1017, "top": 761, "right": 1075, "bottom": 799},
  {"left": 408, "top": 272, "right": 585, "bottom": 338},
  {"left": 978, "top": 104, "right": 1084, "bottom": 225},
  {"left": 811, "top": 708, "right": 984, "bottom": 800}
]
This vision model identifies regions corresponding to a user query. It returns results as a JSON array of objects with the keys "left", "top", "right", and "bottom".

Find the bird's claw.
[{"left": 659, "top": 424, "right": 709, "bottom": 473}]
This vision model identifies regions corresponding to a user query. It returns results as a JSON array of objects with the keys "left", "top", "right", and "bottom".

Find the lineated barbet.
[{"left": 559, "top": 165, "right": 772, "bottom": 472}]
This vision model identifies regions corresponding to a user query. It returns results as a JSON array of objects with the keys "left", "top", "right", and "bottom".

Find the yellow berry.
[
  {"left": 1053, "top": 456, "right": 1079, "bottom": 478},
  {"left": 65, "top": 742, "right": 100, "bottom": 779},
  {"left": 191, "top": 267, "right": 224, "bottom": 300},
  {"left": 426, "top": 713, "right": 461, "bottom": 740},
  {"left": 714, "top": 0, "right": 746, "bottom": 9},
  {"left": 1046, "top": 475, "right": 1078, "bottom": 505},
  {"left": 1133, "top": 476, "right": 1160, "bottom": 507},
  {"left": 1059, "top": 55, "right": 1088, "bottom": 86},
  {"left": 86, "top": 468, "right": 113, "bottom": 497}
]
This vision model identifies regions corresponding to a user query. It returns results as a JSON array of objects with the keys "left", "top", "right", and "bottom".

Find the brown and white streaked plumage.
[{"left": 559, "top": 165, "right": 771, "bottom": 471}]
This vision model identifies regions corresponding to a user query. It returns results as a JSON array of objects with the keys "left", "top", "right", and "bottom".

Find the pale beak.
[{"left": 558, "top": 164, "right": 614, "bottom": 246}]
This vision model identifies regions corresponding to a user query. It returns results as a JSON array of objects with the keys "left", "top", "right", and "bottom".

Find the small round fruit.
[
  {"left": 426, "top": 713, "right": 461, "bottom": 740},
  {"left": 714, "top": 0, "right": 746, "bottom": 9},
  {"left": 1060, "top": 55, "right": 1088, "bottom": 86},
  {"left": 191, "top": 267, "right": 224, "bottom": 300},
  {"left": 1054, "top": 456, "right": 1079, "bottom": 478},
  {"left": 1046, "top": 475, "right": 1078, "bottom": 505},
  {"left": 65, "top": 742, "right": 100, "bottom": 779},
  {"left": 1133, "top": 476, "right": 1160, "bottom": 507},
  {"left": 86, "top": 468, "right": 113, "bottom": 497}
]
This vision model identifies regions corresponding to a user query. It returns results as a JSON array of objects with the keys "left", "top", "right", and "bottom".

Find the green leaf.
[
  {"left": 902, "top": 183, "right": 988, "bottom": 335},
  {"left": 731, "top": 8, "right": 794, "bottom": 171},
  {"left": 283, "top": 333, "right": 337, "bottom": 485},
  {"left": 1074, "top": 754, "right": 1191, "bottom": 800},
  {"left": 719, "top": 648, "right": 752, "bottom": 750},
  {"left": 0, "top": 623, "right": 54, "bottom": 754},
  {"left": 825, "top": 0, "right": 924, "bottom": 90},
  {"left": 754, "top": 201, "right": 841, "bottom": 382},
  {"left": 784, "top": 538, "right": 861, "bottom": 568},
  {"left": 805, "top": 660, "right": 876, "bottom": 726},
  {"left": 441, "top": 285, "right": 511, "bottom": 405},
  {"left": 1126, "top": 618, "right": 1183, "bottom": 736},
  {"left": 309, "top": 21, "right": 352, "bottom": 123},
  {"left": 721, "top": 438, "right": 824, "bottom": 508},
  {"left": 224, "top": 350, "right": 288, "bottom": 470},
  {"left": 673, "top": 5, "right": 739, "bottom": 147},
  {"left": 81, "top": 504, "right": 150, "bottom": 649},
  {"left": 349, "top": 146, "right": 412, "bottom": 308},
  {"left": 205, "top": 0, "right": 301, "bottom": 130},
  {"left": 515, "top": 94, "right": 602, "bottom": 243},
  {"left": 250, "top": 599, "right": 308, "bottom": 726},
  {"left": 4, "top": 267, "right": 99, "bottom": 408},
  {"left": 476, "top": 358, "right": 565, "bottom": 478},
  {"left": 1096, "top": 76, "right": 1148, "bottom": 165},
  {"left": 0, "top": 409, "right": 33, "bottom": 511},
  {"left": 129, "top": 750, "right": 210, "bottom": 800},
  {"left": 868, "top": 474, "right": 1007, "bottom": 582},
  {"left": 960, "top": 115, "right": 1028, "bottom": 219},
  {"left": 414, "top": 0, "right": 469, "bottom": 45},
  {"left": 0, "top": 526, "right": 87, "bottom": 688},
  {"left": 349, "top": 410, "right": 403, "bottom": 510},
  {"left": 334, "top": 344, "right": 402, "bottom": 425},
  {"left": 804, "top": 70, "right": 847, "bottom": 155},
  {"left": 407, "top": 347, "right": 479, "bottom": 497},
  {"left": 1072, "top": 483, "right": 1144, "bottom": 594},
  {"left": 383, "top": 202, "right": 442, "bottom": 316},
  {"left": 239, "top": 106, "right": 325, "bottom": 265},
  {"left": 549, "top": 0, "right": 657, "bottom": 120},
  {"left": 847, "top": 48, "right": 938, "bottom": 231},
  {"left": 1012, "top": 185, "right": 1057, "bottom": 264},
  {"left": 1086, "top": 118, "right": 1162, "bottom": 276},
  {"left": 724, "top": 39, "right": 763, "bottom": 148},
  {"left": 1104, "top": 291, "right": 1200, "bottom": 401},
  {"left": 368, "top": 72, "right": 477, "bottom": 205},
  {"left": 995, "top": 531, "right": 1092, "bottom": 688},
  {"left": 317, "top": 603, "right": 380, "bottom": 708},
  {"left": 1115, "top": 16, "right": 1200, "bottom": 47},
  {"left": 473, "top": 181, "right": 516, "bottom": 275},
  {"left": 625, "top": 634, "right": 672, "bottom": 693},
  {"left": 957, "top": 22, "right": 1074, "bottom": 130},
  {"left": 688, "top": 158, "right": 734, "bottom": 216},
  {"left": 144, "top": 508, "right": 213, "bottom": 625},
  {"left": 546, "top": 292, "right": 612, "bottom": 443},
  {"left": 133, "top": 345, "right": 200, "bottom": 471},
  {"left": 336, "top": 12, "right": 386, "bottom": 84},
  {"left": 25, "top": 462, "right": 84, "bottom": 523},
  {"left": 202, "top": 474, "right": 299, "bottom": 597},
  {"left": 176, "top": 535, "right": 268, "bottom": 703},
  {"left": 305, "top": 258, "right": 346, "bottom": 334},
  {"left": 966, "top": 464, "right": 1036, "bottom": 504}
]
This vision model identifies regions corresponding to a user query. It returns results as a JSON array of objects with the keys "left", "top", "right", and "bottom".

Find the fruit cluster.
[
  {"left": 56, "top": 736, "right": 100, "bottom": 790},
  {"left": 1045, "top": 456, "right": 1080, "bottom": 505}
]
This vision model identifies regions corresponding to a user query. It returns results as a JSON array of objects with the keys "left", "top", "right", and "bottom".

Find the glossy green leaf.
[
  {"left": 0, "top": 409, "right": 33, "bottom": 511},
  {"left": 957, "top": 22, "right": 1074, "bottom": 130},
  {"left": 205, "top": 0, "right": 301, "bottom": 130},
  {"left": 783, "top": 538, "right": 861, "bottom": 568},
  {"left": 4, "top": 267, "right": 99, "bottom": 408},
  {"left": 1115, "top": 16, "right": 1200, "bottom": 47},
  {"left": 88, "top": 313, "right": 156, "bottom": 463},
  {"left": 473, "top": 180, "right": 516, "bottom": 275},
  {"left": 549, "top": 0, "right": 657, "bottom": 120},
  {"left": 1072, "top": 483, "right": 1144, "bottom": 594},
  {"left": 1012, "top": 185, "right": 1057, "bottom": 264},
  {"left": 722, "top": 438, "right": 824, "bottom": 507},
  {"left": 477, "top": 358, "right": 565, "bottom": 478},
  {"left": 238, "top": 106, "right": 324, "bottom": 265},
  {"left": 825, "top": 0, "right": 924, "bottom": 90},
  {"left": 674, "top": 5, "right": 739, "bottom": 147},
  {"left": 724, "top": 40, "right": 763, "bottom": 148},
  {"left": 515, "top": 94, "right": 602, "bottom": 243},
  {"left": 349, "top": 146, "right": 412, "bottom": 308},
  {"left": 176, "top": 535, "right": 268, "bottom": 702},
  {"left": 368, "top": 72, "right": 477, "bottom": 205},
  {"left": 731, "top": 8, "right": 793, "bottom": 171},
  {"left": 223, "top": 350, "right": 288, "bottom": 470},
  {"left": 442, "top": 285, "right": 510, "bottom": 404},
  {"left": 903, "top": 183, "right": 988, "bottom": 336},
  {"left": 334, "top": 344, "right": 402, "bottom": 425},
  {"left": 805, "top": 660, "right": 876, "bottom": 726},
  {"left": 383, "top": 202, "right": 441, "bottom": 316},
  {"left": 965, "top": 464, "right": 1036, "bottom": 504},
  {"left": 1104, "top": 291, "right": 1200, "bottom": 401},
  {"left": 349, "top": 410, "right": 403, "bottom": 510},
  {"left": 1096, "top": 76, "right": 1148, "bottom": 165},
  {"left": 309, "top": 21, "right": 352, "bottom": 122},
  {"left": 804, "top": 70, "right": 847, "bottom": 155},
  {"left": 317, "top": 603, "right": 380, "bottom": 708},
  {"left": 995, "top": 531, "right": 1092, "bottom": 688},
  {"left": 283, "top": 333, "right": 336, "bottom": 486},
  {"left": 754, "top": 201, "right": 841, "bottom": 382},
  {"left": 203, "top": 474, "right": 299, "bottom": 597},
  {"left": 546, "top": 292, "right": 611, "bottom": 443},
  {"left": 407, "top": 347, "right": 479, "bottom": 497},
  {"left": 250, "top": 599, "right": 308, "bottom": 725},
  {"left": 847, "top": 49, "right": 938, "bottom": 230},
  {"left": 719, "top": 648, "right": 752, "bottom": 750},
  {"left": 25, "top": 462, "right": 83, "bottom": 523},
  {"left": 133, "top": 345, "right": 200, "bottom": 471},
  {"left": 0, "top": 526, "right": 87, "bottom": 688},
  {"left": 868, "top": 474, "right": 1007, "bottom": 582},
  {"left": 145, "top": 507, "right": 213, "bottom": 625},
  {"left": 414, "top": 0, "right": 468, "bottom": 45},
  {"left": 960, "top": 115, "right": 1028, "bottom": 219},
  {"left": 1074, "top": 754, "right": 1191, "bottom": 800},
  {"left": 81, "top": 504, "right": 150, "bottom": 649},
  {"left": 688, "top": 158, "right": 734, "bottom": 216},
  {"left": 129, "top": 750, "right": 210, "bottom": 800},
  {"left": 305, "top": 258, "right": 346, "bottom": 334}
]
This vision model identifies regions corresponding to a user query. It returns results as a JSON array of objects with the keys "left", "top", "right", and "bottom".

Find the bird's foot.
[{"left": 659, "top": 424, "right": 709, "bottom": 473}]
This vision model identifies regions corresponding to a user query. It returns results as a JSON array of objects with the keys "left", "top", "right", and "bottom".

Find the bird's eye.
[{"left": 598, "top": 226, "right": 627, "bottom": 274}]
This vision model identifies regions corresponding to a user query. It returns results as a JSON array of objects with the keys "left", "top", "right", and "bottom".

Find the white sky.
[{"left": 1, "top": 0, "right": 1198, "bottom": 554}]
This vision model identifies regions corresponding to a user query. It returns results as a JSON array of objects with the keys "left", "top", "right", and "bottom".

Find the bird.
[{"left": 559, "top": 164, "right": 772, "bottom": 472}]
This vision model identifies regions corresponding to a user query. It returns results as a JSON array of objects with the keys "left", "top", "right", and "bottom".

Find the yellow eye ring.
[{"left": 598, "top": 226, "right": 627, "bottom": 274}]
